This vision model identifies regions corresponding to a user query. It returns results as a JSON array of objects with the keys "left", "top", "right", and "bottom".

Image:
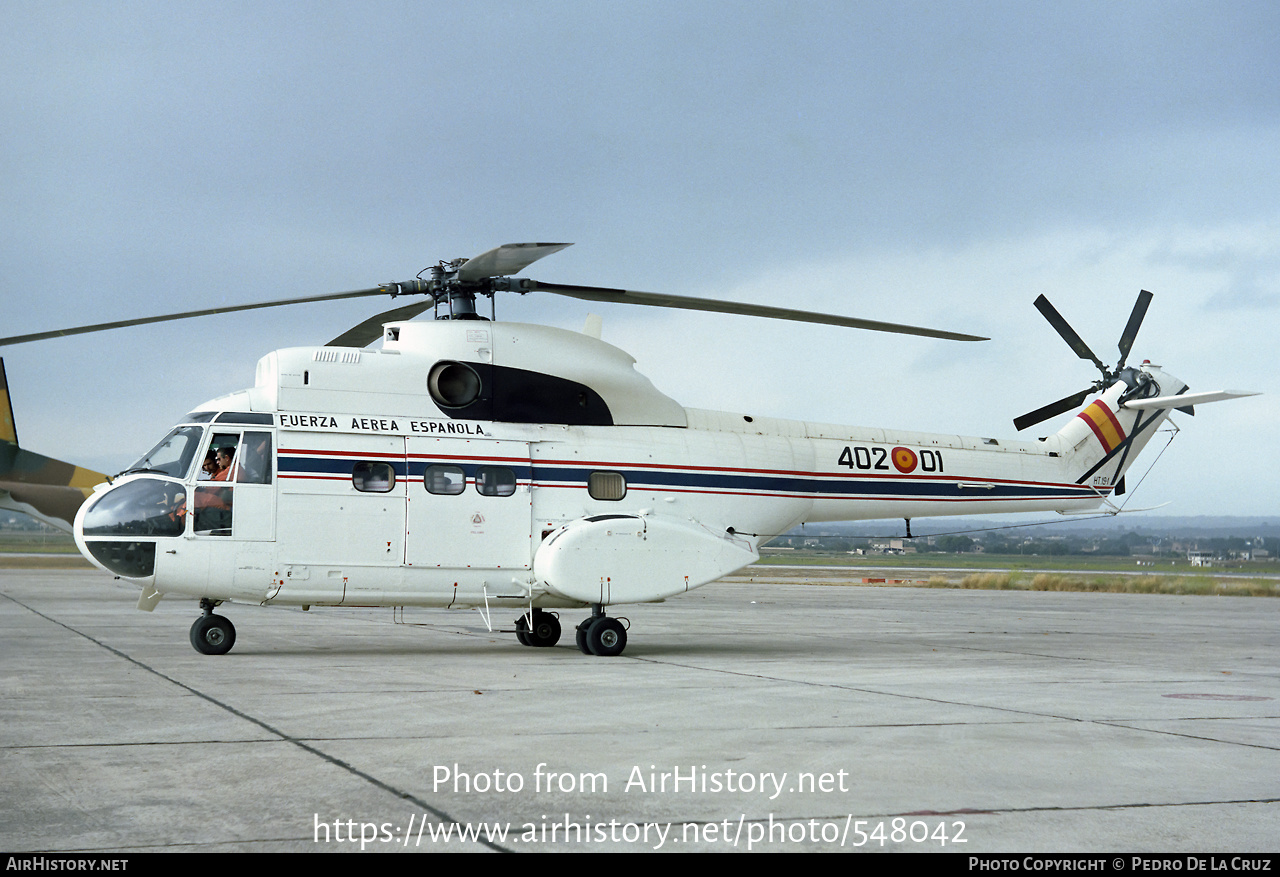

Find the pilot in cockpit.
[
  {"left": 198, "top": 450, "right": 219, "bottom": 481},
  {"left": 212, "top": 447, "right": 235, "bottom": 481}
]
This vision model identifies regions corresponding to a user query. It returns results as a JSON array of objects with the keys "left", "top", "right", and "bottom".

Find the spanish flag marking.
[{"left": 1077, "top": 400, "right": 1126, "bottom": 453}]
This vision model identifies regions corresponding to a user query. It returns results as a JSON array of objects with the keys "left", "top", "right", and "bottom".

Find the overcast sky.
[{"left": 3, "top": 1, "right": 1277, "bottom": 517}]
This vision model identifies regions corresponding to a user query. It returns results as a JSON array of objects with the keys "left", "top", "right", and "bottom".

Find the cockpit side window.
[
  {"left": 193, "top": 485, "right": 233, "bottom": 535},
  {"left": 234, "top": 432, "right": 272, "bottom": 484},
  {"left": 193, "top": 433, "right": 240, "bottom": 535},
  {"left": 199, "top": 434, "right": 240, "bottom": 482}
]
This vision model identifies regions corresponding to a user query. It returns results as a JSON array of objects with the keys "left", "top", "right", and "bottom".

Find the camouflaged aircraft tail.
[
  {"left": 0, "top": 358, "right": 16, "bottom": 446},
  {"left": 0, "top": 359, "right": 109, "bottom": 532}
]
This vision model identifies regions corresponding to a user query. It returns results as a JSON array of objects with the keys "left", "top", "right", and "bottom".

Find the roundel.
[{"left": 891, "top": 446, "right": 918, "bottom": 473}]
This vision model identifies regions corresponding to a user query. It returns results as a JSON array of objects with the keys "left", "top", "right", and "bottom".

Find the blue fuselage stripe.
[{"left": 277, "top": 456, "right": 1094, "bottom": 501}]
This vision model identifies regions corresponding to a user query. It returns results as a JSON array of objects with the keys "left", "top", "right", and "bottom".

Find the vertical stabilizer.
[
  {"left": 1054, "top": 366, "right": 1184, "bottom": 496},
  {"left": 0, "top": 358, "right": 109, "bottom": 531},
  {"left": 0, "top": 359, "right": 16, "bottom": 445}
]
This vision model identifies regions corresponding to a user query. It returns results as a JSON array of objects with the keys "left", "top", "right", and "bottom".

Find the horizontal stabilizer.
[{"left": 1122, "top": 390, "right": 1259, "bottom": 410}]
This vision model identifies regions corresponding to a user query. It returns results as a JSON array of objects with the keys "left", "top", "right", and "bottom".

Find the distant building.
[{"left": 870, "top": 539, "right": 907, "bottom": 555}]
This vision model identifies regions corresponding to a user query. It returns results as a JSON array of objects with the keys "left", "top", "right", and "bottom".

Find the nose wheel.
[
  {"left": 190, "top": 600, "right": 236, "bottom": 655},
  {"left": 576, "top": 611, "right": 627, "bottom": 657}
]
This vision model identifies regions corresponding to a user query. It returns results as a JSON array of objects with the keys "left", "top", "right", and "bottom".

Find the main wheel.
[
  {"left": 584, "top": 617, "right": 626, "bottom": 657},
  {"left": 575, "top": 619, "right": 593, "bottom": 654},
  {"left": 514, "top": 615, "right": 532, "bottom": 647},
  {"left": 526, "top": 610, "right": 561, "bottom": 648},
  {"left": 190, "top": 614, "right": 236, "bottom": 655}
]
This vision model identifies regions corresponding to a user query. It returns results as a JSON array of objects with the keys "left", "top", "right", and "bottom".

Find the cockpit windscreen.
[{"left": 123, "top": 426, "right": 204, "bottom": 479}]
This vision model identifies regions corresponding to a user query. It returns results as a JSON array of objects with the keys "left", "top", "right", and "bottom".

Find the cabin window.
[
  {"left": 352, "top": 461, "right": 396, "bottom": 493},
  {"left": 424, "top": 464, "right": 466, "bottom": 495},
  {"left": 588, "top": 471, "right": 626, "bottom": 501},
  {"left": 476, "top": 466, "right": 516, "bottom": 497}
]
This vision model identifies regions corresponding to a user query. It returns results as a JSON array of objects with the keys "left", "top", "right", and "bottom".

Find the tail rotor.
[{"left": 1013, "top": 290, "right": 1154, "bottom": 431}]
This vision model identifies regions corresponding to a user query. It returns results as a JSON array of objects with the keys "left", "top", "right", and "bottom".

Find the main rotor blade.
[
  {"left": 456, "top": 242, "right": 573, "bottom": 282},
  {"left": 526, "top": 282, "right": 988, "bottom": 341},
  {"left": 1033, "top": 295, "right": 1107, "bottom": 373},
  {"left": 1115, "top": 289, "right": 1153, "bottom": 369},
  {"left": 0, "top": 287, "right": 392, "bottom": 348},
  {"left": 1013, "top": 386, "right": 1093, "bottom": 431},
  {"left": 325, "top": 300, "right": 437, "bottom": 348}
]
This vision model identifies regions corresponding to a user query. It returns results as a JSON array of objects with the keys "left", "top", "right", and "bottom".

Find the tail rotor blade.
[
  {"left": 1116, "top": 289, "right": 1153, "bottom": 369},
  {"left": 1013, "top": 386, "right": 1093, "bottom": 431},
  {"left": 1034, "top": 295, "right": 1107, "bottom": 375}
]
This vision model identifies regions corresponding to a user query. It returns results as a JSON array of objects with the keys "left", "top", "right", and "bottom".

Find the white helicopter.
[{"left": 0, "top": 243, "right": 1256, "bottom": 657}]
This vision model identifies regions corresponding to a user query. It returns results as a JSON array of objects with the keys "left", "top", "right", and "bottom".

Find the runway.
[{"left": 2, "top": 568, "right": 1277, "bottom": 852}]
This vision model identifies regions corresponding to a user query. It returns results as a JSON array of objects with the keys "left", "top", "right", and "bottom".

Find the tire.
[
  {"left": 190, "top": 614, "right": 236, "bottom": 655},
  {"left": 514, "top": 615, "right": 532, "bottom": 647},
  {"left": 585, "top": 617, "right": 626, "bottom": 657},
  {"left": 527, "top": 611, "right": 561, "bottom": 648}
]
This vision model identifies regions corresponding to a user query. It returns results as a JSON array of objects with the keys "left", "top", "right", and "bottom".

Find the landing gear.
[
  {"left": 512, "top": 605, "right": 626, "bottom": 655},
  {"left": 514, "top": 609, "right": 561, "bottom": 648},
  {"left": 190, "top": 599, "right": 236, "bottom": 655},
  {"left": 576, "top": 607, "right": 627, "bottom": 657}
]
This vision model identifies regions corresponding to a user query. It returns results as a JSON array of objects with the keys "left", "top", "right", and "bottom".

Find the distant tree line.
[{"left": 765, "top": 529, "right": 1266, "bottom": 557}]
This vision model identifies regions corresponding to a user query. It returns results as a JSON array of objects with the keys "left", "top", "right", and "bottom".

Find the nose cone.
[{"left": 74, "top": 477, "right": 186, "bottom": 578}]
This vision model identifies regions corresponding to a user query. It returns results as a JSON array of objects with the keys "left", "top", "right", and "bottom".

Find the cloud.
[{"left": 2, "top": 2, "right": 1276, "bottom": 515}]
